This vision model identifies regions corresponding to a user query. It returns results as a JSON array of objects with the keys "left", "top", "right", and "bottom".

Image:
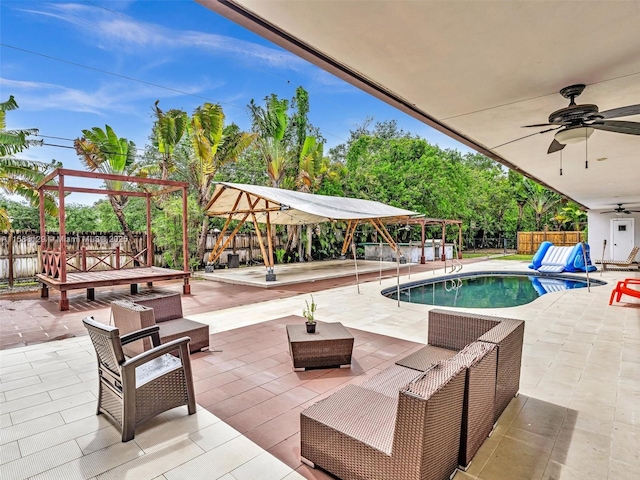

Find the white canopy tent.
[{"left": 204, "top": 182, "right": 417, "bottom": 280}]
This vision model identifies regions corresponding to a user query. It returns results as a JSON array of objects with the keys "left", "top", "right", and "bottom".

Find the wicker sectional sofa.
[
  {"left": 300, "top": 309, "right": 524, "bottom": 480},
  {"left": 111, "top": 293, "right": 209, "bottom": 356}
]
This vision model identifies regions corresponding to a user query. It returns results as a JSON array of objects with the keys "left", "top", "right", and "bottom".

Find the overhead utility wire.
[
  {"left": 0, "top": 43, "right": 245, "bottom": 110},
  {"left": 37, "top": 134, "right": 146, "bottom": 152}
]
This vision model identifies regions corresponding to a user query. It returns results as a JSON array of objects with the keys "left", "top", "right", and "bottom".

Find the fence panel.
[
  {"left": 517, "top": 231, "right": 586, "bottom": 254},
  {"left": 1, "top": 230, "right": 289, "bottom": 284}
]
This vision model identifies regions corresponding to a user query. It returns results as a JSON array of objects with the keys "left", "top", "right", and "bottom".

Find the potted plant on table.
[{"left": 303, "top": 295, "right": 317, "bottom": 333}]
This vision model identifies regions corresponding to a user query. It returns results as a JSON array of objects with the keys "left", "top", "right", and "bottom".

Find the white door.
[{"left": 611, "top": 218, "right": 634, "bottom": 261}]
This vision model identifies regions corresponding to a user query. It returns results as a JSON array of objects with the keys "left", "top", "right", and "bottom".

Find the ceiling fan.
[
  {"left": 522, "top": 84, "right": 640, "bottom": 154},
  {"left": 600, "top": 204, "right": 640, "bottom": 215}
]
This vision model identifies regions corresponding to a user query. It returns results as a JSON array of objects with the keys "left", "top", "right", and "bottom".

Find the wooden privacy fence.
[
  {"left": 517, "top": 231, "right": 586, "bottom": 254},
  {"left": 0, "top": 230, "right": 287, "bottom": 285}
]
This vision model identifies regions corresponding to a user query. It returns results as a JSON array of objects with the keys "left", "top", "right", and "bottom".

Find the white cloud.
[
  {"left": 0, "top": 77, "right": 217, "bottom": 115},
  {"left": 19, "top": 3, "right": 308, "bottom": 71}
]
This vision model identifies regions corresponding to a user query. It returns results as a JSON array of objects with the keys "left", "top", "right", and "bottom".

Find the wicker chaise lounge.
[{"left": 111, "top": 293, "right": 209, "bottom": 356}]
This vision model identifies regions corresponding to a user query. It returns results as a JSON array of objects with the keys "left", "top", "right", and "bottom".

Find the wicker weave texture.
[
  {"left": 300, "top": 359, "right": 466, "bottom": 480},
  {"left": 111, "top": 299, "right": 209, "bottom": 354},
  {"left": 133, "top": 292, "right": 183, "bottom": 322},
  {"left": 454, "top": 341, "right": 497, "bottom": 468},
  {"left": 287, "top": 323, "right": 354, "bottom": 369},
  {"left": 111, "top": 301, "right": 155, "bottom": 356},
  {"left": 395, "top": 345, "right": 457, "bottom": 372},
  {"left": 83, "top": 317, "right": 196, "bottom": 442},
  {"left": 428, "top": 308, "right": 498, "bottom": 351}
]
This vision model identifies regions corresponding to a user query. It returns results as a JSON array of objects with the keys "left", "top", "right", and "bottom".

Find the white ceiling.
[{"left": 198, "top": 0, "right": 640, "bottom": 211}]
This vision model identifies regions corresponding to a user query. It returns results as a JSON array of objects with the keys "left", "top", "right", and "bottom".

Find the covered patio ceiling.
[{"left": 198, "top": 0, "right": 640, "bottom": 212}]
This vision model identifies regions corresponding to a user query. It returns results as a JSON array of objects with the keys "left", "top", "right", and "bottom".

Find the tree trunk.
[
  {"left": 109, "top": 196, "right": 141, "bottom": 262},
  {"left": 515, "top": 203, "right": 524, "bottom": 234},
  {"left": 196, "top": 216, "right": 209, "bottom": 265},
  {"left": 306, "top": 224, "right": 313, "bottom": 261}
]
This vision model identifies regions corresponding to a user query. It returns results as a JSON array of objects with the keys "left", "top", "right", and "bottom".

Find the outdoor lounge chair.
[
  {"left": 111, "top": 294, "right": 209, "bottom": 357},
  {"left": 599, "top": 246, "right": 639, "bottom": 271},
  {"left": 83, "top": 317, "right": 196, "bottom": 442},
  {"left": 609, "top": 278, "right": 640, "bottom": 305},
  {"left": 301, "top": 359, "right": 468, "bottom": 480}
]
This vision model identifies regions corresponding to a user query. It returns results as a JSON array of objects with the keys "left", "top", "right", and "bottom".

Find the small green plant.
[
  {"left": 302, "top": 295, "right": 317, "bottom": 324},
  {"left": 275, "top": 248, "right": 286, "bottom": 264}
]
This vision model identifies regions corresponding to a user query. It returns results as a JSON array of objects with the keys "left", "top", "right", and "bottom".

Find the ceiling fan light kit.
[
  {"left": 554, "top": 126, "right": 594, "bottom": 144},
  {"left": 520, "top": 84, "right": 640, "bottom": 155}
]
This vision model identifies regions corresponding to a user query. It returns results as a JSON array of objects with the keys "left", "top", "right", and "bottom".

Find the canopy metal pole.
[
  {"left": 396, "top": 250, "right": 401, "bottom": 308},
  {"left": 408, "top": 240, "right": 412, "bottom": 279},
  {"left": 379, "top": 241, "right": 383, "bottom": 285},
  {"left": 600, "top": 239, "right": 606, "bottom": 276},
  {"left": 581, "top": 242, "right": 591, "bottom": 292},
  {"left": 351, "top": 242, "right": 360, "bottom": 294}
]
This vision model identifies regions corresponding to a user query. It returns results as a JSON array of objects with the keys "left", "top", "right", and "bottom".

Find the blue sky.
[{"left": 1, "top": 0, "right": 470, "bottom": 203}]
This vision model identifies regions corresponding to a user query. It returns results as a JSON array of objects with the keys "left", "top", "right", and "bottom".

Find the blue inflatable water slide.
[{"left": 529, "top": 241, "right": 597, "bottom": 273}]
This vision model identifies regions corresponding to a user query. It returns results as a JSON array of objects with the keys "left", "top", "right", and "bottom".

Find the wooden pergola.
[
  {"left": 36, "top": 168, "right": 191, "bottom": 310},
  {"left": 406, "top": 217, "right": 464, "bottom": 262}
]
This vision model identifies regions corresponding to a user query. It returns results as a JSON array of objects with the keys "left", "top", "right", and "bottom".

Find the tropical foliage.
[
  {"left": 2, "top": 88, "right": 585, "bottom": 267},
  {"left": 0, "top": 96, "right": 58, "bottom": 230}
]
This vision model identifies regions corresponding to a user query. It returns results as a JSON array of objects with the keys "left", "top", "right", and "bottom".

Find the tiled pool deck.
[{"left": 1, "top": 260, "right": 639, "bottom": 479}]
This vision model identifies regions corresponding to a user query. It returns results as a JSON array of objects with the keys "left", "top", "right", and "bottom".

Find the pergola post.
[
  {"left": 420, "top": 219, "right": 426, "bottom": 264},
  {"left": 182, "top": 186, "right": 190, "bottom": 294},
  {"left": 58, "top": 173, "right": 68, "bottom": 310},
  {"left": 38, "top": 187, "right": 48, "bottom": 298},
  {"left": 441, "top": 222, "right": 446, "bottom": 261},
  {"left": 340, "top": 220, "right": 357, "bottom": 259},
  {"left": 458, "top": 223, "right": 463, "bottom": 259},
  {"left": 146, "top": 193, "right": 152, "bottom": 268}
]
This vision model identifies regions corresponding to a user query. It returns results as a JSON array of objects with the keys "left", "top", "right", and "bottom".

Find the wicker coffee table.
[{"left": 286, "top": 322, "right": 354, "bottom": 371}]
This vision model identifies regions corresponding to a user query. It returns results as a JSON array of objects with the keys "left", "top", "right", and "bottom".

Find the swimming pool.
[{"left": 381, "top": 271, "right": 606, "bottom": 308}]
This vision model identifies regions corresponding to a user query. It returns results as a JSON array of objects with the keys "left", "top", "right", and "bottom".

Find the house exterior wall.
[{"left": 587, "top": 211, "right": 640, "bottom": 261}]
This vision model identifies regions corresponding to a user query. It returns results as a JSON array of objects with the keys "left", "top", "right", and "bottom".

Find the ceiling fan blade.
[
  {"left": 591, "top": 120, "right": 640, "bottom": 135},
  {"left": 597, "top": 104, "right": 640, "bottom": 119},
  {"left": 600, "top": 211, "right": 616, "bottom": 214},
  {"left": 522, "top": 123, "right": 555, "bottom": 128},
  {"left": 547, "top": 139, "right": 566, "bottom": 154}
]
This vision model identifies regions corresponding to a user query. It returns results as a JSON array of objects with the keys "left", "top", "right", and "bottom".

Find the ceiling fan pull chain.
[
  {"left": 585, "top": 130, "right": 588, "bottom": 169},
  {"left": 559, "top": 150, "right": 563, "bottom": 176}
]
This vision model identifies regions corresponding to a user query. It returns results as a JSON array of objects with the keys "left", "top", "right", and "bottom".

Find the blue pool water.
[{"left": 382, "top": 272, "right": 605, "bottom": 308}]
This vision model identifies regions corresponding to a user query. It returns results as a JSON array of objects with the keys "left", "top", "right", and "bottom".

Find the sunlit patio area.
[{"left": 1, "top": 259, "right": 639, "bottom": 479}]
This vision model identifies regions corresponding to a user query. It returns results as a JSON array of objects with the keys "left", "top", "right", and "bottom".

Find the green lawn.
[{"left": 500, "top": 254, "right": 534, "bottom": 261}]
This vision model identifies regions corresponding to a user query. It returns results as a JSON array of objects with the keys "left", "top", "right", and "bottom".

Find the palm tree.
[
  {"left": 523, "top": 178, "right": 560, "bottom": 230},
  {"left": 1, "top": 96, "right": 58, "bottom": 229},
  {"left": 181, "top": 103, "right": 256, "bottom": 263},
  {"left": 248, "top": 94, "right": 290, "bottom": 188},
  {"left": 151, "top": 101, "right": 188, "bottom": 181},
  {"left": 74, "top": 125, "right": 140, "bottom": 257}
]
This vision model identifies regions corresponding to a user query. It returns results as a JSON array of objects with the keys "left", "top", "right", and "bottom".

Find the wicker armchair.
[
  {"left": 111, "top": 296, "right": 209, "bottom": 356},
  {"left": 83, "top": 317, "right": 196, "bottom": 442}
]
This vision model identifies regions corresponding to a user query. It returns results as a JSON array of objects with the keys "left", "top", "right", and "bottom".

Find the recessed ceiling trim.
[{"left": 198, "top": 0, "right": 586, "bottom": 209}]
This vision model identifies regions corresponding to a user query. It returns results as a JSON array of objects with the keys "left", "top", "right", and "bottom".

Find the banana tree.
[
  {"left": 74, "top": 125, "right": 140, "bottom": 257},
  {"left": 523, "top": 178, "right": 560, "bottom": 230},
  {"left": 181, "top": 103, "right": 256, "bottom": 263},
  {"left": 248, "top": 94, "right": 290, "bottom": 188},
  {"left": 152, "top": 101, "right": 188, "bottom": 181},
  {"left": 1, "top": 96, "right": 58, "bottom": 229}
]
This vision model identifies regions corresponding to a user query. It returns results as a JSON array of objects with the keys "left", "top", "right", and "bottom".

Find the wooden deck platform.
[{"left": 37, "top": 267, "right": 191, "bottom": 311}]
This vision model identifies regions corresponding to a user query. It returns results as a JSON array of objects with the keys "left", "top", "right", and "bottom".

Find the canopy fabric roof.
[{"left": 205, "top": 182, "right": 417, "bottom": 225}]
